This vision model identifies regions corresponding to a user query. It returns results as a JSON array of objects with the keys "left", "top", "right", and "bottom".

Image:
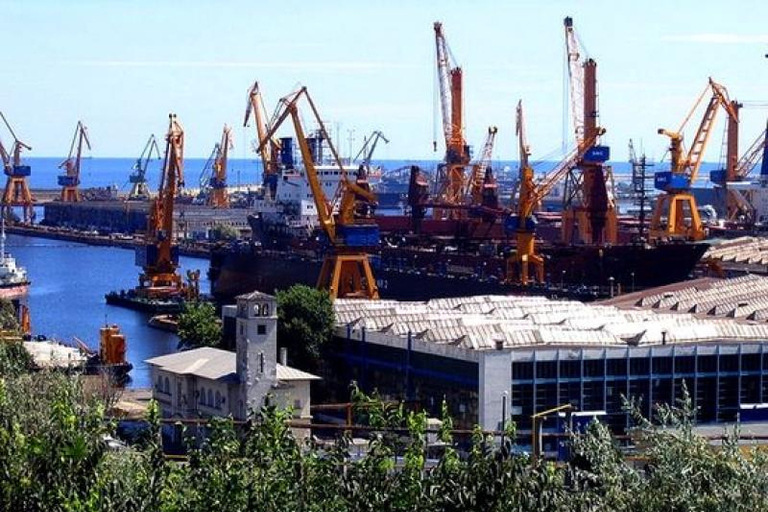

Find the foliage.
[
  {"left": 210, "top": 223, "right": 240, "bottom": 242},
  {"left": 276, "top": 284, "right": 335, "bottom": 371},
  {"left": 2, "top": 371, "right": 768, "bottom": 510},
  {"left": 0, "top": 339, "right": 33, "bottom": 376},
  {"left": 177, "top": 301, "right": 222, "bottom": 350},
  {"left": 0, "top": 298, "right": 19, "bottom": 331}
]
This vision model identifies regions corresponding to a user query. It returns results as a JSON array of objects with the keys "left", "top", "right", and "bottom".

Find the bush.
[
  {"left": 276, "top": 285, "right": 335, "bottom": 371},
  {"left": 177, "top": 301, "right": 222, "bottom": 350}
]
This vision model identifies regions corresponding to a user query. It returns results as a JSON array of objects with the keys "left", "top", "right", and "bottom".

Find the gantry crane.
[
  {"left": 0, "top": 112, "right": 34, "bottom": 222},
  {"left": 560, "top": 16, "right": 616, "bottom": 246},
  {"left": 245, "top": 80, "right": 281, "bottom": 199},
  {"left": 433, "top": 21, "right": 470, "bottom": 219},
  {"left": 467, "top": 126, "right": 498, "bottom": 207},
  {"left": 57, "top": 121, "right": 91, "bottom": 202},
  {"left": 128, "top": 134, "right": 161, "bottom": 201},
  {"left": 651, "top": 78, "right": 739, "bottom": 240},
  {"left": 507, "top": 101, "right": 599, "bottom": 285},
  {"left": 207, "top": 124, "right": 233, "bottom": 208},
  {"left": 134, "top": 114, "right": 186, "bottom": 299},
  {"left": 257, "top": 87, "right": 379, "bottom": 299}
]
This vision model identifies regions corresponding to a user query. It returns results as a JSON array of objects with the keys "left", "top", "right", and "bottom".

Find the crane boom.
[
  {"left": 128, "top": 134, "right": 160, "bottom": 200},
  {"left": 208, "top": 124, "right": 233, "bottom": 208},
  {"left": 0, "top": 112, "right": 34, "bottom": 221},
  {"left": 564, "top": 16, "right": 585, "bottom": 145},
  {"left": 467, "top": 126, "right": 497, "bottom": 205},
  {"left": 353, "top": 130, "right": 389, "bottom": 167},
  {"left": 734, "top": 125, "right": 767, "bottom": 180}
]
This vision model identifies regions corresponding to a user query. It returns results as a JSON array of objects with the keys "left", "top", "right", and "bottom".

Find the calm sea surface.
[{"left": 6, "top": 233, "right": 209, "bottom": 389}]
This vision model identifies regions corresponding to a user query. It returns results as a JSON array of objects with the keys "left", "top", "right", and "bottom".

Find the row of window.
[{"left": 199, "top": 387, "right": 225, "bottom": 409}]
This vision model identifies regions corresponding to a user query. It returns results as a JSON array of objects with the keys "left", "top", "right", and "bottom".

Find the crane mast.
[
  {"left": 58, "top": 121, "right": 91, "bottom": 203},
  {"left": 651, "top": 78, "right": 739, "bottom": 240},
  {"left": 353, "top": 130, "right": 389, "bottom": 177},
  {"left": 257, "top": 87, "right": 379, "bottom": 299},
  {"left": 135, "top": 114, "right": 186, "bottom": 298},
  {"left": 560, "top": 16, "right": 616, "bottom": 246},
  {"left": 245, "top": 81, "right": 280, "bottom": 199},
  {"left": 208, "top": 124, "right": 233, "bottom": 208},
  {"left": 433, "top": 21, "right": 469, "bottom": 219},
  {"left": 128, "top": 134, "right": 160, "bottom": 201},
  {"left": 507, "top": 100, "right": 601, "bottom": 285},
  {"left": 0, "top": 112, "right": 34, "bottom": 222}
]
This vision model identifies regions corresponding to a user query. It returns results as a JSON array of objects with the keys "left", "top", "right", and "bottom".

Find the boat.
[
  {"left": 75, "top": 324, "right": 133, "bottom": 382},
  {"left": 0, "top": 218, "right": 30, "bottom": 299}
]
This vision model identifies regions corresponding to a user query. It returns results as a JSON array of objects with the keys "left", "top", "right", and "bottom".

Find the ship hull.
[
  {"left": 0, "top": 282, "right": 30, "bottom": 300},
  {"left": 209, "top": 242, "right": 709, "bottom": 304}
]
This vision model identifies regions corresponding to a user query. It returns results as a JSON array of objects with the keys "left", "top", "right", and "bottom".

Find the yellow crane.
[
  {"left": 207, "top": 124, "right": 233, "bottom": 208},
  {"left": 651, "top": 78, "right": 739, "bottom": 241},
  {"left": 0, "top": 112, "right": 34, "bottom": 222},
  {"left": 245, "top": 81, "right": 281, "bottom": 199},
  {"left": 58, "top": 121, "right": 91, "bottom": 202},
  {"left": 507, "top": 101, "right": 599, "bottom": 285},
  {"left": 257, "top": 87, "right": 379, "bottom": 299}
]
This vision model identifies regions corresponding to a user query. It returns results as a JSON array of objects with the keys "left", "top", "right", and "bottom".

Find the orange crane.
[
  {"left": 712, "top": 120, "right": 765, "bottom": 222},
  {"left": 257, "top": 87, "right": 379, "bottom": 299},
  {"left": 433, "top": 21, "right": 470, "bottom": 219},
  {"left": 57, "top": 121, "right": 91, "bottom": 202},
  {"left": 560, "top": 16, "right": 616, "bottom": 246},
  {"left": 467, "top": 126, "right": 498, "bottom": 207},
  {"left": 135, "top": 114, "right": 186, "bottom": 298},
  {"left": 207, "top": 124, "right": 233, "bottom": 208},
  {"left": 507, "top": 101, "right": 599, "bottom": 285},
  {"left": 128, "top": 134, "right": 161, "bottom": 200},
  {"left": 245, "top": 80, "right": 281, "bottom": 199},
  {"left": 0, "top": 112, "right": 34, "bottom": 222},
  {"left": 651, "top": 78, "right": 739, "bottom": 240}
]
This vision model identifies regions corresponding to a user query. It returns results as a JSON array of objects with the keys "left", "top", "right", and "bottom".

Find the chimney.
[{"left": 279, "top": 347, "right": 288, "bottom": 366}]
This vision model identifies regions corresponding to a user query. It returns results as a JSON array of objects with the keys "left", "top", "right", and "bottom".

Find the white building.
[{"left": 146, "top": 291, "right": 319, "bottom": 421}]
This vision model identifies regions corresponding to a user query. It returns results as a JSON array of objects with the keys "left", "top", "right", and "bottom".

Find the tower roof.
[{"left": 236, "top": 290, "right": 276, "bottom": 301}]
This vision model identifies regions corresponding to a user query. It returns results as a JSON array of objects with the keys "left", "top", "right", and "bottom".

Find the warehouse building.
[{"left": 332, "top": 275, "right": 768, "bottom": 432}]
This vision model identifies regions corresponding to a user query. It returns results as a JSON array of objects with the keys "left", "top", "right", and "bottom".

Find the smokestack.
[{"left": 279, "top": 347, "right": 288, "bottom": 366}]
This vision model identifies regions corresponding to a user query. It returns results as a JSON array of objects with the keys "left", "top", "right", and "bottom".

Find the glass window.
[
  {"left": 207, "top": 389, "right": 213, "bottom": 406},
  {"left": 257, "top": 324, "right": 267, "bottom": 335},
  {"left": 215, "top": 391, "right": 222, "bottom": 408},
  {"left": 164, "top": 377, "right": 170, "bottom": 394},
  {"left": 200, "top": 387, "right": 206, "bottom": 405}
]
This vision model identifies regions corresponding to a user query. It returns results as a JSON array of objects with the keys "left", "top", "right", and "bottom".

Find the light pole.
[
  {"left": 631, "top": 271, "right": 635, "bottom": 293},
  {"left": 560, "top": 270, "right": 566, "bottom": 289},
  {"left": 609, "top": 276, "right": 615, "bottom": 298},
  {"left": 501, "top": 390, "right": 508, "bottom": 443}
]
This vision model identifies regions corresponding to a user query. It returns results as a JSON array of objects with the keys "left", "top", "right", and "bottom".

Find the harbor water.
[{"left": 6, "top": 233, "right": 209, "bottom": 389}]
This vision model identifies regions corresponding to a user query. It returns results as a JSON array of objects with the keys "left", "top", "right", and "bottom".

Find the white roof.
[{"left": 145, "top": 347, "right": 320, "bottom": 382}]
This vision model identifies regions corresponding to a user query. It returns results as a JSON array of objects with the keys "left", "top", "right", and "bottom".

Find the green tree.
[
  {"left": 210, "top": 223, "right": 240, "bottom": 242},
  {"left": 177, "top": 301, "right": 222, "bottom": 350},
  {"left": 276, "top": 285, "right": 334, "bottom": 371},
  {"left": 0, "top": 298, "right": 19, "bottom": 331}
]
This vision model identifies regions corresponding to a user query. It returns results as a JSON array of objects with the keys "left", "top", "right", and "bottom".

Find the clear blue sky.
[{"left": 1, "top": 0, "right": 767, "bottom": 164}]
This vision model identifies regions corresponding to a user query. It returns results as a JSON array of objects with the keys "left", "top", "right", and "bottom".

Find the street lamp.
[
  {"left": 609, "top": 276, "right": 615, "bottom": 298},
  {"left": 631, "top": 271, "right": 636, "bottom": 292},
  {"left": 560, "top": 270, "right": 566, "bottom": 289}
]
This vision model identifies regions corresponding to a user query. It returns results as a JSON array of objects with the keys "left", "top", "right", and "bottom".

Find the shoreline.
[{"left": 5, "top": 224, "right": 212, "bottom": 260}]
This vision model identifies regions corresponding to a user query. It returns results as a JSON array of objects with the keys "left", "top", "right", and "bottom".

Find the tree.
[
  {"left": 177, "top": 301, "right": 222, "bottom": 350},
  {"left": 0, "top": 298, "right": 19, "bottom": 331},
  {"left": 276, "top": 284, "right": 334, "bottom": 371},
  {"left": 210, "top": 223, "right": 240, "bottom": 242}
]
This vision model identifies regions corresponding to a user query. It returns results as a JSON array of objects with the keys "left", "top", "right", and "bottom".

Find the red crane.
[
  {"left": 208, "top": 124, "right": 233, "bottom": 208},
  {"left": 245, "top": 81, "right": 281, "bottom": 199}
]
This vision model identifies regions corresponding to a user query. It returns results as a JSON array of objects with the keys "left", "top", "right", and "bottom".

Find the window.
[
  {"left": 155, "top": 376, "right": 162, "bottom": 392},
  {"left": 207, "top": 389, "right": 213, "bottom": 407},
  {"left": 199, "top": 387, "right": 206, "bottom": 405},
  {"left": 164, "top": 377, "right": 170, "bottom": 394},
  {"left": 294, "top": 399, "right": 302, "bottom": 410},
  {"left": 215, "top": 391, "right": 222, "bottom": 409},
  {"left": 257, "top": 324, "right": 267, "bottom": 335}
]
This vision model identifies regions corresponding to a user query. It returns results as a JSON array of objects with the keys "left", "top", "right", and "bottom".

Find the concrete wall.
[{"left": 478, "top": 349, "right": 513, "bottom": 431}]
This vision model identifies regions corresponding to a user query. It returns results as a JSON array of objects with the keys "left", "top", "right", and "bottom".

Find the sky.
[{"left": 1, "top": 0, "right": 767, "bottom": 164}]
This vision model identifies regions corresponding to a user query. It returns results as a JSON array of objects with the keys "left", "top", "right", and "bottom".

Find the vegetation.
[
  {"left": 177, "top": 301, "right": 222, "bottom": 350},
  {"left": 210, "top": 223, "right": 240, "bottom": 242},
  {"left": 2, "top": 350, "right": 768, "bottom": 511},
  {"left": 276, "top": 285, "right": 335, "bottom": 371},
  {"left": 0, "top": 298, "right": 19, "bottom": 331}
]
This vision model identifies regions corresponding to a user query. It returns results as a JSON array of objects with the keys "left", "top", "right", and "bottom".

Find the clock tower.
[{"left": 235, "top": 290, "right": 278, "bottom": 420}]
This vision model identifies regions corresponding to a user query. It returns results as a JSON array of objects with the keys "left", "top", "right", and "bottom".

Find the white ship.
[{"left": 0, "top": 219, "right": 30, "bottom": 299}]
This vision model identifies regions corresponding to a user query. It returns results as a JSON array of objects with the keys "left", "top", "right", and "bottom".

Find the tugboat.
[
  {"left": 76, "top": 324, "right": 133, "bottom": 382},
  {"left": 0, "top": 218, "right": 30, "bottom": 299}
]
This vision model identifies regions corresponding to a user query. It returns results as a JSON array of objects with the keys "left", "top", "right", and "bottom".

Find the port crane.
[
  {"left": 433, "top": 21, "right": 470, "bottom": 219},
  {"left": 245, "top": 81, "right": 281, "bottom": 199},
  {"left": 207, "top": 124, "right": 233, "bottom": 208},
  {"left": 467, "top": 126, "right": 498, "bottom": 209},
  {"left": 128, "top": 134, "right": 161, "bottom": 200},
  {"left": 507, "top": 101, "right": 599, "bottom": 285},
  {"left": 353, "top": 130, "right": 389, "bottom": 178},
  {"left": 0, "top": 112, "right": 34, "bottom": 222},
  {"left": 257, "top": 87, "right": 380, "bottom": 299},
  {"left": 57, "top": 121, "right": 91, "bottom": 203},
  {"left": 134, "top": 114, "right": 187, "bottom": 298},
  {"left": 560, "top": 16, "right": 616, "bottom": 246},
  {"left": 651, "top": 78, "right": 739, "bottom": 241}
]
